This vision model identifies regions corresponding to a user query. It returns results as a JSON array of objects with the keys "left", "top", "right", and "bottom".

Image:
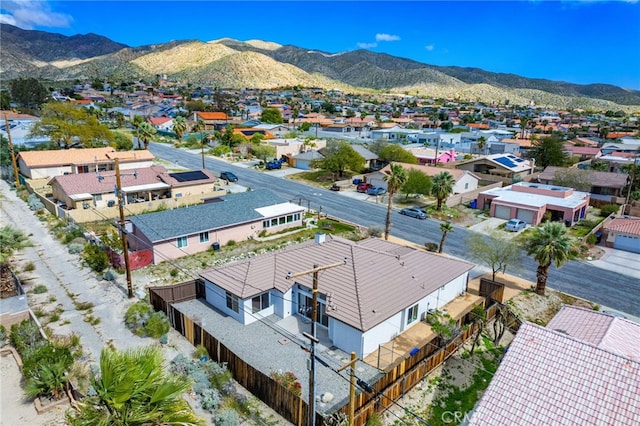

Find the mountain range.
[{"left": 1, "top": 24, "right": 639, "bottom": 110}]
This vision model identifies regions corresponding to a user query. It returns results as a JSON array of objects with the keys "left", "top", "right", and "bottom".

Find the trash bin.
[
  {"left": 565, "top": 220, "right": 571, "bottom": 227},
  {"left": 212, "top": 242, "right": 220, "bottom": 251},
  {"left": 595, "top": 231, "right": 603, "bottom": 244},
  {"left": 352, "top": 178, "right": 362, "bottom": 185},
  {"left": 469, "top": 199, "right": 477, "bottom": 209}
]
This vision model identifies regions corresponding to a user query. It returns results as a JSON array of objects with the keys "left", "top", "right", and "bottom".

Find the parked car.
[
  {"left": 329, "top": 183, "right": 341, "bottom": 191},
  {"left": 220, "top": 171, "right": 238, "bottom": 182},
  {"left": 400, "top": 208, "right": 428, "bottom": 219},
  {"left": 356, "top": 182, "right": 373, "bottom": 193},
  {"left": 366, "top": 186, "right": 387, "bottom": 196},
  {"left": 265, "top": 160, "right": 282, "bottom": 170},
  {"left": 505, "top": 218, "right": 526, "bottom": 232}
]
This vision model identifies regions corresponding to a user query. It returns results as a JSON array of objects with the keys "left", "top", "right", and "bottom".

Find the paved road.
[{"left": 152, "top": 142, "right": 640, "bottom": 317}]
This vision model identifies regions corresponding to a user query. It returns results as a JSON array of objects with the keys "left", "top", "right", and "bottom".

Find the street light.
[{"left": 285, "top": 258, "right": 347, "bottom": 426}]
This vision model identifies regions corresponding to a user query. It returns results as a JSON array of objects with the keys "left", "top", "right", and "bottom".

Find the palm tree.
[
  {"left": 431, "top": 171, "right": 456, "bottom": 211},
  {"left": 67, "top": 345, "right": 204, "bottom": 426},
  {"left": 136, "top": 121, "right": 157, "bottom": 149},
  {"left": 383, "top": 164, "right": 407, "bottom": 240},
  {"left": 525, "top": 222, "right": 574, "bottom": 295},
  {"left": 172, "top": 116, "right": 187, "bottom": 141},
  {"left": 477, "top": 136, "right": 486, "bottom": 154},
  {"left": 438, "top": 222, "right": 453, "bottom": 253}
]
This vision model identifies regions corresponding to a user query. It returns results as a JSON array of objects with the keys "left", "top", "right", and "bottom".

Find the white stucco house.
[{"left": 199, "top": 234, "right": 474, "bottom": 358}]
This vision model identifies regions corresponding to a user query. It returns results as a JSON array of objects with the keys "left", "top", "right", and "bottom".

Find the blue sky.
[{"left": 2, "top": 1, "right": 639, "bottom": 89}]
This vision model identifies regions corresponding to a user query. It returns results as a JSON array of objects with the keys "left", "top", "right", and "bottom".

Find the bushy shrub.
[
  {"left": 200, "top": 388, "right": 221, "bottom": 411},
  {"left": 586, "top": 234, "right": 598, "bottom": 245},
  {"left": 213, "top": 409, "right": 239, "bottom": 426},
  {"left": 27, "top": 194, "right": 44, "bottom": 211},
  {"left": 124, "top": 301, "right": 170, "bottom": 339},
  {"left": 367, "top": 227, "right": 383, "bottom": 237},
  {"left": 102, "top": 269, "right": 117, "bottom": 281},
  {"left": 83, "top": 243, "right": 109, "bottom": 272},
  {"left": 599, "top": 204, "right": 619, "bottom": 217},
  {"left": 0, "top": 325, "right": 6, "bottom": 346},
  {"left": 194, "top": 344, "right": 209, "bottom": 359},
  {"left": 424, "top": 242, "right": 438, "bottom": 252},
  {"left": 270, "top": 370, "right": 302, "bottom": 396},
  {"left": 62, "top": 226, "right": 85, "bottom": 244},
  {"left": 10, "top": 320, "right": 42, "bottom": 353},
  {"left": 68, "top": 243, "right": 84, "bottom": 254},
  {"left": 145, "top": 312, "right": 170, "bottom": 339}
]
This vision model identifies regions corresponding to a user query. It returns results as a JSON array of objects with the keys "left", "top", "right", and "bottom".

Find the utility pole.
[
  {"left": 286, "top": 259, "right": 347, "bottom": 426},
  {"left": 115, "top": 158, "right": 134, "bottom": 298},
  {"left": 3, "top": 111, "right": 21, "bottom": 189},
  {"left": 337, "top": 352, "right": 358, "bottom": 426}
]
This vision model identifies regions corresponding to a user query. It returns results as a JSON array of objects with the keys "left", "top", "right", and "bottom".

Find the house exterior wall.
[
  {"left": 454, "top": 173, "right": 478, "bottom": 194},
  {"left": 332, "top": 320, "right": 365, "bottom": 357},
  {"left": 478, "top": 194, "right": 589, "bottom": 225},
  {"left": 204, "top": 281, "right": 243, "bottom": 323},
  {"left": 171, "top": 182, "right": 218, "bottom": 197}
]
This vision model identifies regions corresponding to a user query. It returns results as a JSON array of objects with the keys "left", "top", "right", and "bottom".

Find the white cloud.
[
  {"left": 357, "top": 42, "right": 377, "bottom": 49},
  {"left": 425, "top": 44, "right": 435, "bottom": 51},
  {"left": 0, "top": 0, "right": 72, "bottom": 29},
  {"left": 375, "top": 33, "right": 400, "bottom": 42}
]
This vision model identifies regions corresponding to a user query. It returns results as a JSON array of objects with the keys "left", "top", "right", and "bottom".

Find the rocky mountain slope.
[{"left": 1, "top": 24, "right": 639, "bottom": 110}]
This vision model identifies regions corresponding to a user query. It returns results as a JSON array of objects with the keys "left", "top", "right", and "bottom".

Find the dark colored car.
[
  {"left": 330, "top": 183, "right": 341, "bottom": 191},
  {"left": 220, "top": 171, "right": 238, "bottom": 182},
  {"left": 265, "top": 160, "right": 282, "bottom": 170},
  {"left": 400, "top": 208, "right": 428, "bottom": 219},
  {"left": 356, "top": 182, "right": 373, "bottom": 193},
  {"left": 367, "top": 186, "right": 387, "bottom": 196}
]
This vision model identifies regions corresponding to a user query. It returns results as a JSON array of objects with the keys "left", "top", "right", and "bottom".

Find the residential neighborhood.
[{"left": 2, "top": 73, "right": 640, "bottom": 426}]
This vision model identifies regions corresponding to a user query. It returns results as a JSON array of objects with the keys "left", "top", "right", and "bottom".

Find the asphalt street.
[{"left": 151, "top": 142, "right": 640, "bottom": 317}]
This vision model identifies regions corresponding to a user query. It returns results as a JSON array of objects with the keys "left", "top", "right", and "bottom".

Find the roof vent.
[{"left": 315, "top": 232, "right": 326, "bottom": 244}]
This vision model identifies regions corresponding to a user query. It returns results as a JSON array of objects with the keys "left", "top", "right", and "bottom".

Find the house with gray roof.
[
  {"left": 128, "top": 189, "right": 305, "bottom": 263},
  {"left": 198, "top": 234, "right": 475, "bottom": 358},
  {"left": 291, "top": 150, "right": 324, "bottom": 170},
  {"left": 538, "top": 166, "right": 629, "bottom": 204}
]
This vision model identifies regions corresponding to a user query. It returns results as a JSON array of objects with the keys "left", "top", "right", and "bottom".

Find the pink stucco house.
[{"left": 477, "top": 181, "right": 590, "bottom": 226}]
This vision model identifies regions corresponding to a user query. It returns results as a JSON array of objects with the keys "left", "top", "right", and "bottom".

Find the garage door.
[
  {"left": 516, "top": 209, "right": 535, "bottom": 225},
  {"left": 614, "top": 235, "right": 640, "bottom": 254},
  {"left": 494, "top": 205, "right": 511, "bottom": 220}
]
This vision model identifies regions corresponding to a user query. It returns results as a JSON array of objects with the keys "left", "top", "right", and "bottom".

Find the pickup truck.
[{"left": 356, "top": 182, "right": 373, "bottom": 193}]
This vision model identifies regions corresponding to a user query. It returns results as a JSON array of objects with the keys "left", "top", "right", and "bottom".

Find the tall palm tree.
[
  {"left": 137, "top": 122, "right": 157, "bottom": 149},
  {"left": 477, "top": 136, "right": 486, "bottom": 154},
  {"left": 438, "top": 221, "right": 453, "bottom": 253},
  {"left": 383, "top": 164, "right": 407, "bottom": 240},
  {"left": 431, "top": 171, "right": 456, "bottom": 211},
  {"left": 525, "top": 222, "right": 574, "bottom": 295},
  {"left": 172, "top": 116, "right": 187, "bottom": 141},
  {"left": 67, "top": 345, "right": 204, "bottom": 426}
]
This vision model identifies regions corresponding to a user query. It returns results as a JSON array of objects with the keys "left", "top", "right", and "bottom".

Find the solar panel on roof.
[
  {"left": 494, "top": 156, "right": 516, "bottom": 168},
  {"left": 169, "top": 171, "right": 209, "bottom": 182},
  {"left": 515, "top": 158, "right": 525, "bottom": 163}
]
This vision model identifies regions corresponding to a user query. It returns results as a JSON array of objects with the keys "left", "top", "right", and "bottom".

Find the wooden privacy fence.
[{"left": 150, "top": 282, "right": 518, "bottom": 426}]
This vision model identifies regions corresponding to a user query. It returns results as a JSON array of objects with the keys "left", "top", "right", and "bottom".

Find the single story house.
[
  {"left": 291, "top": 150, "right": 324, "bottom": 170},
  {"left": 148, "top": 116, "right": 174, "bottom": 132},
  {"left": 17, "top": 148, "right": 155, "bottom": 179},
  {"left": 199, "top": 234, "right": 475, "bottom": 358},
  {"left": 0, "top": 110, "right": 47, "bottom": 148},
  {"left": 48, "top": 166, "right": 217, "bottom": 209},
  {"left": 128, "top": 189, "right": 305, "bottom": 263},
  {"left": 368, "top": 163, "right": 479, "bottom": 194},
  {"left": 252, "top": 124, "right": 291, "bottom": 138},
  {"left": 193, "top": 111, "right": 230, "bottom": 130},
  {"left": 265, "top": 138, "right": 328, "bottom": 162},
  {"left": 370, "top": 126, "right": 420, "bottom": 142},
  {"left": 477, "top": 181, "right": 590, "bottom": 226},
  {"left": 469, "top": 306, "right": 640, "bottom": 425},
  {"left": 350, "top": 145, "right": 381, "bottom": 170},
  {"left": 602, "top": 217, "right": 640, "bottom": 254},
  {"left": 455, "top": 153, "right": 534, "bottom": 182},
  {"left": 537, "top": 166, "right": 629, "bottom": 204},
  {"left": 405, "top": 147, "right": 457, "bottom": 165},
  {"left": 562, "top": 145, "right": 601, "bottom": 161}
]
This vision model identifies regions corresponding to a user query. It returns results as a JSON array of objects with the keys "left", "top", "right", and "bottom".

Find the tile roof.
[
  {"left": 547, "top": 305, "right": 640, "bottom": 361},
  {"left": 148, "top": 117, "right": 173, "bottom": 126},
  {"left": 469, "top": 322, "right": 640, "bottom": 425},
  {"left": 18, "top": 147, "right": 116, "bottom": 167},
  {"left": 199, "top": 235, "right": 474, "bottom": 332},
  {"left": 539, "top": 166, "right": 628, "bottom": 188},
  {"left": 196, "top": 111, "right": 229, "bottom": 120},
  {"left": 129, "top": 189, "right": 297, "bottom": 242},
  {"left": 379, "top": 163, "right": 468, "bottom": 180},
  {"left": 604, "top": 218, "right": 640, "bottom": 237}
]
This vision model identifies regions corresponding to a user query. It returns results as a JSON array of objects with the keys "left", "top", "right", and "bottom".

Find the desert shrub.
[
  {"left": 599, "top": 204, "right": 619, "bottom": 217},
  {"left": 22, "top": 342, "right": 73, "bottom": 379},
  {"left": 367, "top": 226, "right": 383, "bottom": 237},
  {"left": 226, "top": 240, "right": 236, "bottom": 247},
  {"left": 10, "top": 320, "right": 42, "bottom": 353},
  {"left": 170, "top": 268, "right": 179, "bottom": 277},
  {"left": 200, "top": 388, "right": 221, "bottom": 411},
  {"left": 424, "top": 242, "right": 439, "bottom": 252},
  {"left": 270, "top": 370, "right": 302, "bottom": 396},
  {"left": 23, "top": 262, "right": 35, "bottom": 272},
  {"left": 124, "top": 301, "right": 169, "bottom": 339},
  {"left": 213, "top": 409, "right": 239, "bottom": 426},
  {"left": 83, "top": 243, "right": 109, "bottom": 273},
  {"left": 0, "top": 325, "right": 6, "bottom": 346},
  {"left": 194, "top": 344, "right": 209, "bottom": 359},
  {"left": 586, "top": 234, "right": 597, "bottom": 245},
  {"left": 24, "top": 360, "right": 68, "bottom": 400},
  {"left": 62, "top": 226, "right": 85, "bottom": 244},
  {"left": 212, "top": 145, "right": 231, "bottom": 157},
  {"left": 32, "top": 284, "right": 47, "bottom": 294},
  {"left": 102, "top": 269, "right": 117, "bottom": 281},
  {"left": 145, "top": 312, "right": 170, "bottom": 339},
  {"left": 68, "top": 243, "right": 84, "bottom": 254},
  {"left": 27, "top": 194, "right": 45, "bottom": 211}
]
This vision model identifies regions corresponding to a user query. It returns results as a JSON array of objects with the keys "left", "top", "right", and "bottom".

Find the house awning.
[
  {"left": 255, "top": 202, "right": 305, "bottom": 217},
  {"left": 122, "top": 182, "right": 170, "bottom": 193},
  {"left": 69, "top": 193, "right": 93, "bottom": 201}
]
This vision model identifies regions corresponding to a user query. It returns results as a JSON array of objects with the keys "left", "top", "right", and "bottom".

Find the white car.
[{"left": 505, "top": 219, "right": 526, "bottom": 232}]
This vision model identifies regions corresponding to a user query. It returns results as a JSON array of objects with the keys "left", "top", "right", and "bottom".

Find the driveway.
[{"left": 587, "top": 246, "right": 640, "bottom": 280}]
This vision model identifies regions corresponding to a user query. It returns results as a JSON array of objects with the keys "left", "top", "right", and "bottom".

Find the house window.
[
  {"left": 286, "top": 215, "right": 293, "bottom": 223},
  {"left": 226, "top": 292, "right": 239, "bottom": 313},
  {"left": 294, "top": 213, "right": 300, "bottom": 221},
  {"left": 464, "top": 183, "right": 469, "bottom": 190},
  {"left": 279, "top": 216, "right": 286, "bottom": 225},
  {"left": 407, "top": 304, "right": 419, "bottom": 325},
  {"left": 271, "top": 218, "right": 278, "bottom": 227},
  {"left": 199, "top": 231, "right": 209, "bottom": 243},
  {"left": 263, "top": 220, "right": 270, "bottom": 228},
  {"left": 252, "top": 293, "right": 269, "bottom": 313},
  {"left": 93, "top": 194, "right": 102, "bottom": 202},
  {"left": 177, "top": 236, "right": 188, "bottom": 248}
]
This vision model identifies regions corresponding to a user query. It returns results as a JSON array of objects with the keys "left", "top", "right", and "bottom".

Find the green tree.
[
  {"left": 298, "top": 122, "right": 312, "bottom": 132},
  {"left": 383, "top": 164, "right": 407, "bottom": 240},
  {"left": 589, "top": 161, "right": 608, "bottom": 172},
  {"left": 477, "top": 136, "right": 487, "bottom": 154},
  {"left": 136, "top": 122, "right": 157, "bottom": 149},
  {"left": 110, "top": 132, "right": 133, "bottom": 151},
  {"left": 401, "top": 169, "right": 432, "bottom": 199},
  {"left": 261, "top": 107, "right": 283, "bottom": 124},
  {"left": 28, "top": 102, "right": 113, "bottom": 149},
  {"left": 251, "top": 144, "right": 276, "bottom": 162},
  {"left": 529, "top": 134, "right": 567, "bottom": 168},
  {"left": 438, "top": 222, "right": 453, "bottom": 253},
  {"left": 525, "top": 222, "right": 574, "bottom": 295},
  {"left": 66, "top": 346, "right": 204, "bottom": 426},
  {"left": 313, "top": 141, "right": 365, "bottom": 178},
  {"left": 250, "top": 133, "right": 265, "bottom": 144},
  {"left": 10, "top": 78, "right": 49, "bottom": 109},
  {"left": 132, "top": 114, "right": 144, "bottom": 129},
  {"left": 431, "top": 171, "right": 456, "bottom": 211},
  {"left": 185, "top": 100, "right": 207, "bottom": 113},
  {"left": 467, "top": 231, "right": 521, "bottom": 281},
  {"left": 0, "top": 91, "right": 11, "bottom": 110},
  {"left": 378, "top": 144, "right": 418, "bottom": 164},
  {"left": 552, "top": 168, "right": 594, "bottom": 191},
  {"left": 172, "top": 116, "right": 187, "bottom": 141}
]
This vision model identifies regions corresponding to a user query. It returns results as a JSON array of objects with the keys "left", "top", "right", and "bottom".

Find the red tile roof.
[
  {"left": 196, "top": 112, "right": 229, "bottom": 120},
  {"left": 604, "top": 218, "right": 640, "bottom": 236},
  {"left": 148, "top": 117, "right": 173, "bottom": 126}
]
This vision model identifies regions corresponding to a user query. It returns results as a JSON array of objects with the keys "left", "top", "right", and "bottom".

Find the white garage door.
[
  {"left": 494, "top": 205, "right": 511, "bottom": 220},
  {"left": 516, "top": 209, "right": 535, "bottom": 225},
  {"left": 614, "top": 235, "right": 640, "bottom": 254}
]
